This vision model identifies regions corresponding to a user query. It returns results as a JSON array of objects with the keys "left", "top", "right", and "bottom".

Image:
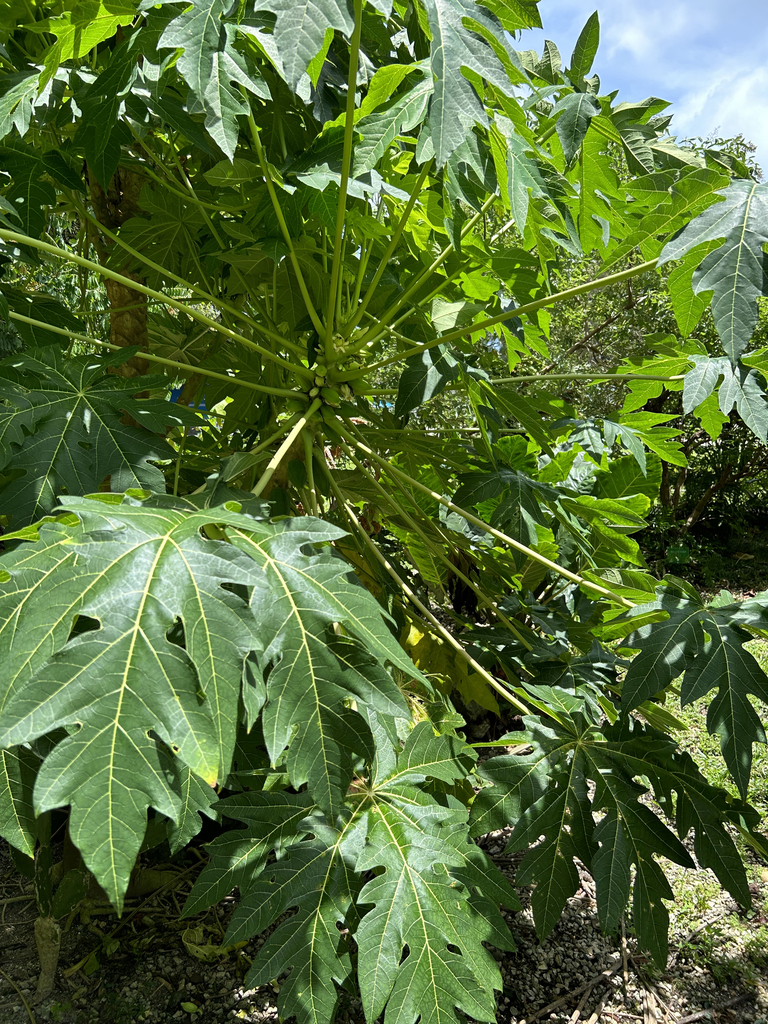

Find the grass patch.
[{"left": 670, "top": 637, "right": 768, "bottom": 823}]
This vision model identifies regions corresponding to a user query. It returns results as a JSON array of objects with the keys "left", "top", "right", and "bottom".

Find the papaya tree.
[{"left": 0, "top": 1, "right": 767, "bottom": 1018}]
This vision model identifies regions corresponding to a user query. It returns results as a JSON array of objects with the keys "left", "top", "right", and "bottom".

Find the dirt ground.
[{"left": 0, "top": 827, "right": 766, "bottom": 1024}]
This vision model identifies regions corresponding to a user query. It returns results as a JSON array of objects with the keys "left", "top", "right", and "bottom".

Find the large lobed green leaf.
[
  {"left": 0, "top": 347, "right": 196, "bottom": 526},
  {"left": 159, "top": 0, "right": 268, "bottom": 159},
  {"left": 0, "top": 497, "right": 417, "bottom": 907},
  {"left": 0, "top": 498, "right": 263, "bottom": 906},
  {"left": 185, "top": 723, "right": 518, "bottom": 1024},
  {"left": 470, "top": 711, "right": 762, "bottom": 966},
  {"left": 659, "top": 181, "right": 768, "bottom": 364},
  {"left": 619, "top": 586, "right": 768, "bottom": 799}
]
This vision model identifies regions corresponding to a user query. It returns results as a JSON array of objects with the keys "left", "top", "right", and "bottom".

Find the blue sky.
[{"left": 523, "top": 1, "right": 768, "bottom": 172}]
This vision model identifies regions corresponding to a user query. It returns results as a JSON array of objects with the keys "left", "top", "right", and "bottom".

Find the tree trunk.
[
  {"left": 683, "top": 467, "right": 733, "bottom": 531},
  {"left": 87, "top": 166, "right": 149, "bottom": 377},
  {"left": 659, "top": 461, "right": 671, "bottom": 507}
]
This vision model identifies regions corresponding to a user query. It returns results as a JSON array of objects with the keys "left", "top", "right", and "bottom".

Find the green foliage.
[
  {"left": 471, "top": 709, "right": 759, "bottom": 966},
  {"left": 659, "top": 181, "right": 768, "bottom": 363},
  {"left": 619, "top": 586, "right": 768, "bottom": 800},
  {"left": 0, "top": 2, "right": 767, "bottom": 1021},
  {"left": 0, "top": 347, "right": 197, "bottom": 522},
  {"left": 186, "top": 725, "right": 518, "bottom": 1024}
]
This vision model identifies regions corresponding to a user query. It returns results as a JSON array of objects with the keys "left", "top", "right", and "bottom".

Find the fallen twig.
[
  {"left": 674, "top": 993, "right": 749, "bottom": 1024},
  {"left": 518, "top": 958, "right": 623, "bottom": 1024},
  {"left": 567, "top": 986, "right": 593, "bottom": 1023},
  {"left": 0, "top": 968, "right": 36, "bottom": 1024},
  {"left": 586, "top": 989, "right": 613, "bottom": 1024}
]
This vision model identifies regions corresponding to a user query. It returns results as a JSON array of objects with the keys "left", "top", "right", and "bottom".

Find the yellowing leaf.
[
  {"left": 403, "top": 624, "right": 499, "bottom": 714},
  {"left": 182, "top": 926, "right": 247, "bottom": 962}
]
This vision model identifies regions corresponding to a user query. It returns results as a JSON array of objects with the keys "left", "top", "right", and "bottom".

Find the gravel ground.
[{"left": 0, "top": 828, "right": 765, "bottom": 1024}]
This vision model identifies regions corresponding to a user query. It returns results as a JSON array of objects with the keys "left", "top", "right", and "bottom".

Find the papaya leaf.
[
  {"left": 245, "top": 0, "right": 355, "bottom": 92},
  {"left": 167, "top": 764, "right": 219, "bottom": 855},
  {"left": 226, "top": 519, "right": 414, "bottom": 816},
  {"left": 474, "top": 714, "right": 759, "bottom": 966},
  {"left": 621, "top": 588, "right": 768, "bottom": 798},
  {"left": 0, "top": 71, "right": 41, "bottom": 141},
  {"left": 717, "top": 362, "right": 768, "bottom": 440},
  {"left": 554, "top": 92, "right": 600, "bottom": 164},
  {"left": 593, "top": 454, "right": 662, "bottom": 501},
  {"left": 353, "top": 70, "right": 433, "bottom": 175},
  {"left": 421, "top": 0, "right": 515, "bottom": 166},
  {"left": 0, "top": 348, "right": 179, "bottom": 526},
  {"left": 0, "top": 744, "right": 38, "bottom": 857},
  {"left": 27, "top": 0, "right": 138, "bottom": 66},
  {"left": 394, "top": 345, "right": 460, "bottom": 418},
  {"left": 0, "top": 498, "right": 268, "bottom": 908},
  {"left": 4, "top": 164, "right": 56, "bottom": 238},
  {"left": 681, "top": 354, "right": 724, "bottom": 413},
  {"left": 659, "top": 180, "right": 768, "bottom": 364},
  {"left": 182, "top": 790, "right": 315, "bottom": 916},
  {"left": 356, "top": 734, "right": 518, "bottom": 1024},
  {"left": 355, "top": 791, "right": 514, "bottom": 1024},
  {"left": 567, "top": 11, "right": 599, "bottom": 83},
  {"left": 217, "top": 808, "right": 366, "bottom": 1024},
  {"left": 576, "top": 125, "right": 624, "bottom": 253},
  {"left": 159, "top": 0, "right": 268, "bottom": 159},
  {"left": 667, "top": 240, "right": 720, "bottom": 337}
]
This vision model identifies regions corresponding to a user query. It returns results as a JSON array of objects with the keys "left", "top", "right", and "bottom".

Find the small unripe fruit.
[
  {"left": 309, "top": 386, "right": 320, "bottom": 397},
  {"left": 321, "top": 386, "right": 341, "bottom": 407}
]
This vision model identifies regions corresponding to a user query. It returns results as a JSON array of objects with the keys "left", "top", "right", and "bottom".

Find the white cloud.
[
  {"left": 673, "top": 65, "right": 768, "bottom": 161},
  {"left": 603, "top": 4, "right": 692, "bottom": 64}
]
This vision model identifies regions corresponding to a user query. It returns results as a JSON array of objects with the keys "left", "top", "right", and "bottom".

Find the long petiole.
[
  {"left": 352, "top": 194, "right": 498, "bottom": 352},
  {"left": 0, "top": 228, "right": 314, "bottom": 379},
  {"left": 303, "top": 428, "right": 319, "bottom": 516},
  {"left": 350, "top": 258, "right": 660, "bottom": 379},
  {"left": 74, "top": 193, "right": 294, "bottom": 357},
  {"left": 245, "top": 100, "right": 325, "bottom": 337},
  {"left": 337, "top": 417, "right": 636, "bottom": 609},
  {"left": 337, "top": 439, "right": 534, "bottom": 650},
  {"left": 8, "top": 313, "right": 302, "bottom": 398},
  {"left": 324, "top": 0, "right": 363, "bottom": 361},
  {"left": 391, "top": 370, "right": 689, "bottom": 402},
  {"left": 252, "top": 399, "right": 323, "bottom": 496},
  {"left": 343, "top": 160, "right": 433, "bottom": 338},
  {"left": 491, "top": 372, "right": 687, "bottom": 385},
  {"left": 324, "top": 467, "right": 531, "bottom": 714},
  {"left": 351, "top": 235, "right": 371, "bottom": 314},
  {"left": 190, "top": 413, "right": 306, "bottom": 494}
]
